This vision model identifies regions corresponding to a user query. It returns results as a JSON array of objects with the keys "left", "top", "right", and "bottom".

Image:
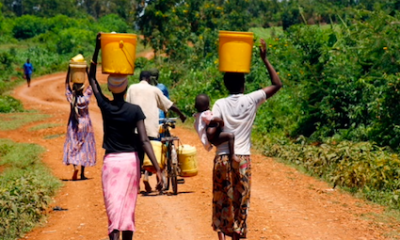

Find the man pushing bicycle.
[{"left": 126, "top": 70, "right": 187, "bottom": 192}]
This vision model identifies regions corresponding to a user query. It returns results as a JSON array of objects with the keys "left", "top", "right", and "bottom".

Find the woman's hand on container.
[
  {"left": 259, "top": 39, "right": 267, "bottom": 60},
  {"left": 95, "top": 32, "right": 102, "bottom": 50}
]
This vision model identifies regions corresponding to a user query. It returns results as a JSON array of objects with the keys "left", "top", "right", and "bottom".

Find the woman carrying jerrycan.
[
  {"left": 88, "top": 32, "right": 163, "bottom": 240},
  {"left": 63, "top": 55, "right": 96, "bottom": 181},
  {"left": 211, "top": 32, "right": 282, "bottom": 240}
]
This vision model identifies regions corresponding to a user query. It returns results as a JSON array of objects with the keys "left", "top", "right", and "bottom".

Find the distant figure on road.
[
  {"left": 62, "top": 66, "right": 96, "bottom": 181},
  {"left": 211, "top": 39, "right": 282, "bottom": 240},
  {"left": 23, "top": 58, "right": 34, "bottom": 87}
]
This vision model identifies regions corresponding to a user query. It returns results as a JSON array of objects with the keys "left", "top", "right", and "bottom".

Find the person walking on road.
[
  {"left": 89, "top": 33, "right": 163, "bottom": 240},
  {"left": 62, "top": 66, "right": 96, "bottom": 181},
  {"left": 211, "top": 39, "right": 282, "bottom": 240},
  {"left": 23, "top": 58, "right": 34, "bottom": 87},
  {"left": 126, "top": 70, "right": 187, "bottom": 192}
]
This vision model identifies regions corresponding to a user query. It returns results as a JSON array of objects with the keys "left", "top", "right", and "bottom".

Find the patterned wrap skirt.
[
  {"left": 102, "top": 152, "right": 141, "bottom": 234},
  {"left": 63, "top": 116, "right": 96, "bottom": 166},
  {"left": 63, "top": 86, "right": 96, "bottom": 167},
  {"left": 212, "top": 154, "right": 251, "bottom": 239}
]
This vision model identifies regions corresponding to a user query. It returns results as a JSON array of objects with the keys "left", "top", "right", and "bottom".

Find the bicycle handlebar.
[{"left": 159, "top": 118, "right": 177, "bottom": 124}]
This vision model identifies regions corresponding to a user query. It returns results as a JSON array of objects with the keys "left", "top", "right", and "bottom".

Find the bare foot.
[
  {"left": 72, "top": 169, "right": 78, "bottom": 181},
  {"left": 143, "top": 180, "right": 152, "bottom": 193},
  {"left": 81, "top": 175, "right": 88, "bottom": 180}
]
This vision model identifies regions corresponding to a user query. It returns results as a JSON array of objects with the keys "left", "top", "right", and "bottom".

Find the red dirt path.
[{"left": 1, "top": 65, "right": 399, "bottom": 239}]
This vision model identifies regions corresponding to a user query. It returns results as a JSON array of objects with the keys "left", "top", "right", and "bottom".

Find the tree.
[{"left": 2, "top": 0, "right": 77, "bottom": 17}]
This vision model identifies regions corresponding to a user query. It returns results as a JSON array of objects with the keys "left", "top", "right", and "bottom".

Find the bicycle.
[{"left": 159, "top": 118, "right": 181, "bottom": 195}]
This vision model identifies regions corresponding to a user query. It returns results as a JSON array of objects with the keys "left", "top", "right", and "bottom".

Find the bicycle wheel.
[
  {"left": 171, "top": 145, "right": 178, "bottom": 195},
  {"left": 164, "top": 157, "right": 171, "bottom": 191},
  {"left": 171, "top": 165, "right": 178, "bottom": 195}
]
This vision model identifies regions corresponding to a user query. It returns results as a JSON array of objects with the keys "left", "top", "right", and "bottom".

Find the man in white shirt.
[
  {"left": 211, "top": 39, "right": 282, "bottom": 240},
  {"left": 126, "top": 70, "right": 186, "bottom": 192}
]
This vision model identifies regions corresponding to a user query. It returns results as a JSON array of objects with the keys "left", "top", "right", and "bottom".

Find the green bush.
[
  {"left": 0, "top": 50, "right": 16, "bottom": 72},
  {"left": 0, "top": 140, "right": 61, "bottom": 240},
  {"left": 0, "top": 96, "right": 23, "bottom": 113},
  {"left": 54, "top": 28, "right": 94, "bottom": 55},
  {"left": 98, "top": 14, "right": 130, "bottom": 33},
  {"left": 46, "top": 14, "right": 80, "bottom": 32},
  {"left": 0, "top": 174, "right": 54, "bottom": 239},
  {"left": 12, "top": 15, "right": 48, "bottom": 39}
]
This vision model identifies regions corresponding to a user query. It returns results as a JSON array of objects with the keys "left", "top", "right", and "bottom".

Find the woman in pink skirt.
[
  {"left": 63, "top": 66, "right": 96, "bottom": 180},
  {"left": 89, "top": 33, "right": 163, "bottom": 240}
]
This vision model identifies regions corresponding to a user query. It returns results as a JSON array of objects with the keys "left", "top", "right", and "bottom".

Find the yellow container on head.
[
  {"left": 218, "top": 31, "right": 254, "bottom": 73},
  {"left": 69, "top": 60, "right": 87, "bottom": 84},
  {"left": 178, "top": 145, "right": 198, "bottom": 177},
  {"left": 71, "top": 54, "right": 85, "bottom": 62},
  {"left": 143, "top": 140, "right": 166, "bottom": 173},
  {"left": 101, "top": 33, "right": 137, "bottom": 75}
]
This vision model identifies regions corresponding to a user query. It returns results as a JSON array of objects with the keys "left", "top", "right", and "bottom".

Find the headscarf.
[{"left": 108, "top": 75, "right": 128, "bottom": 94}]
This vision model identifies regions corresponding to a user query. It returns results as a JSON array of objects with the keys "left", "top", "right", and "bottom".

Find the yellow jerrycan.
[
  {"left": 143, "top": 140, "right": 165, "bottom": 173},
  {"left": 218, "top": 31, "right": 254, "bottom": 73},
  {"left": 178, "top": 145, "right": 198, "bottom": 177},
  {"left": 101, "top": 33, "right": 137, "bottom": 75}
]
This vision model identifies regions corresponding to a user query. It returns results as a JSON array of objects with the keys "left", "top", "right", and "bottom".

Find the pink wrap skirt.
[{"left": 102, "top": 152, "right": 141, "bottom": 234}]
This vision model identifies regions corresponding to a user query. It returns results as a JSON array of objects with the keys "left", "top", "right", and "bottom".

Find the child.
[{"left": 193, "top": 94, "right": 239, "bottom": 162}]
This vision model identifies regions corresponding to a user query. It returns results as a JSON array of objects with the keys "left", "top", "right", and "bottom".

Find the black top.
[{"left": 93, "top": 84, "right": 145, "bottom": 153}]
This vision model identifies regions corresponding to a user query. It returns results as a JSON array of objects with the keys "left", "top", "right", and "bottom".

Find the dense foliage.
[
  {"left": 0, "top": 13, "right": 132, "bottom": 110},
  {"left": 137, "top": 1, "right": 400, "bottom": 150}
]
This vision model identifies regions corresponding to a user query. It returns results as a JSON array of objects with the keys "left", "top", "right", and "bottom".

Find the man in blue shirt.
[
  {"left": 149, "top": 69, "right": 169, "bottom": 120},
  {"left": 23, "top": 58, "right": 34, "bottom": 87}
]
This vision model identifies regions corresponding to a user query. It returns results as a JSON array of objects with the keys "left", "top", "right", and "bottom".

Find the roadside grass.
[
  {"left": 249, "top": 25, "right": 338, "bottom": 40},
  {"left": 0, "top": 95, "right": 25, "bottom": 112},
  {"left": 0, "top": 112, "right": 50, "bottom": 130},
  {"left": 44, "top": 134, "right": 65, "bottom": 140},
  {"left": 0, "top": 43, "right": 24, "bottom": 50},
  {"left": 0, "top": 138, "right": 62, "bottom": 240},
  {"left": 29, "top": 123, "right": 62, "bottom": 131},
  {"left": 249, "top": 27, "right": 284, "bottom": 40},
  {"left": 360, "top": 211, "right": 400, "bottom": 238},
  {"left": 136, "top": 39, "right": 152, "bottom": 54},
  {"left": 256, "top": 144, "right": 400, "bottom": 234}
]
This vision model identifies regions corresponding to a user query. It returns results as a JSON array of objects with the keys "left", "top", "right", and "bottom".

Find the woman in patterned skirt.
[
  {"left": 63, "top": 66, "right": 96, "bottom": 180},
  {"left": 211, "top": 39, "right": 282, "bottom": 239}
]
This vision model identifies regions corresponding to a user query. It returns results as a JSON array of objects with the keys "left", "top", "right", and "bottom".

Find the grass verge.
[
  {"left": 29, "top": 123, "right": 62, "bottom": 131},
  {"left": 0, "top": 112, "right": 50, "bottom": 130},
  {"left": 0, "top": 138, "right": 62, "bottom": 240}
]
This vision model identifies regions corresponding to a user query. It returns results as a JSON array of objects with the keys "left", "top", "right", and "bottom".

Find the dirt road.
[{"left": 3, "top": 68, "right": 399, "bottom": 239}]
